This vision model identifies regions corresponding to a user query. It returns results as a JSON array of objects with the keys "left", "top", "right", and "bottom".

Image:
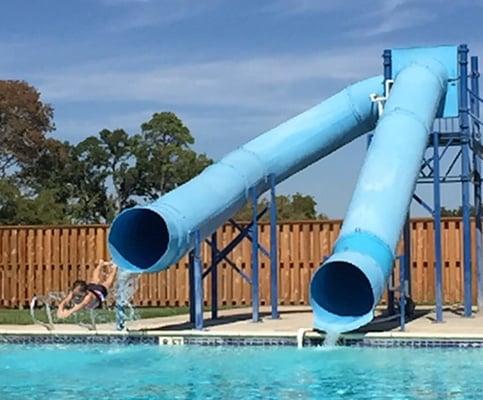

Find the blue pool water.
[{"left": 0, "top": 344, "right": 482, "bottom": 399}]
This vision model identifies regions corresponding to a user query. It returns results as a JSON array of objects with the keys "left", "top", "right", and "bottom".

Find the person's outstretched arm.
[
  {"left": 56, "top": 291, "right": 74, "bottom": 319},
  {"left": 56, "top": 293, "right": 95, "bottom": 319},
  {"left": 91, "top": 259, "right": 105, "bottom": 283},
  {"left": 102, "top": 263, "right": 118, "bottom": 290}
]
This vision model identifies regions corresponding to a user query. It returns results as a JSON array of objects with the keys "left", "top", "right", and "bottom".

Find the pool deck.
[{"left": 1, "top": 306, "right": 483, "bottom": 342}]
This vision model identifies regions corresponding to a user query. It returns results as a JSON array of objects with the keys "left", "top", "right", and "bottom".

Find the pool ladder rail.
[{"left": 297, "top": 328, "right": 315, "bottom": 348}]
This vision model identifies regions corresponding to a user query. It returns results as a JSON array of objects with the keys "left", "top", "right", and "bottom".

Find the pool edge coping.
[{"left": 2, "top": 328, "right": 483, "bottom": 342}]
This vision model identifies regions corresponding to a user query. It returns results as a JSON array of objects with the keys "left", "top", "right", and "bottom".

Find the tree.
[
  {"left": 69, "top": 115, "right": 212, "bottom": 222},
  {"left": 441, "top": 206, "right": 476, "bottom": 217},
  {"left": 0, "top": 80, "right": 54, "bottom": 177},
  {"left": 235, "top": 193, "right": 327, "bottom": 221},
  {"left": 286, "top": 193, "right": 318, "bottom": 220},
  {"left": 0, "top": 179, "right": 66, "bottom": 224},
  {"left": 134, "top": 112, "right": 211, "bottom": 201},
  {"left": 19, "top": 138, "right": 73, "bottom": 195},
  {"left": 0, "top": 82, "right": 212, "bottom": 226},
  {"left": 74, "top": 129, "right": 137, "bottom": 220}
]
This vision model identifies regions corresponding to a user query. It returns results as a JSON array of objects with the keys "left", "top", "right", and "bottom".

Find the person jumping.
[{"left": 56, "top": 260, "right": 117, "bottom": 319}]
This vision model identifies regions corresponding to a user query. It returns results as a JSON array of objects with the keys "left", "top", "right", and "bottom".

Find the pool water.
[{"left": 0, "top": 344, "right": 482, "bottom": 399}]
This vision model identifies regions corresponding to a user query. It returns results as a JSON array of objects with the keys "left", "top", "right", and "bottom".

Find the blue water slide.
[
  {"left": 108, "top": 76, "right": 383, "bottom": 272},
  {"left": 310, "top": 58, "right": 449, "bottom": 333}
]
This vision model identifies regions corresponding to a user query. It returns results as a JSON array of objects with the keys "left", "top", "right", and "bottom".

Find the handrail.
[{"left": 29, "top": 292, "right": 65, "bottom": 330}]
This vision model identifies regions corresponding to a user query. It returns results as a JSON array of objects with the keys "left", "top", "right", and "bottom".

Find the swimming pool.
[{"left": 1, "top": 344, "right": 482, "bottom": 399}]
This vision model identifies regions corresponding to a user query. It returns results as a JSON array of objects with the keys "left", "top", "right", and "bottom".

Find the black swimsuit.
[{"left": 87, "top": 283, "right": 108, "bottom": 307}]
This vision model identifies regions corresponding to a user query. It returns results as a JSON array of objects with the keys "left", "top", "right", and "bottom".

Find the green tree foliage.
[
  {"left": 134, "top": 112, "right": 211, "bottom": 200},
  {"left": 0, "top": 179, "right": 66, "bottom": 224},
  {"left": 440, "top": 206, "right": 476, "bottom": 217},
  {"left": 67, "top": 113, "right": 212, "bottom": 222},
  {"left": 235, "top": 193, "right": 327, "bottom": 221},
  {"left": 1, "top": 109, "right": 212, "bottom": 224},
  {"left": 74, "top": 129, "right": 136, "bottom": 221}
]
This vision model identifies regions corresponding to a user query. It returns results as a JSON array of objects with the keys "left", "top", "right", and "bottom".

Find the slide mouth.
[
  {"left": 311, "top": 260, "right": 374, "bottom": 318},
  {"left": 109, "top": 208, "right": 170, "bottom": 271},
  {"left": 310, "top": 233, "right": 393, "bottom": 332}
]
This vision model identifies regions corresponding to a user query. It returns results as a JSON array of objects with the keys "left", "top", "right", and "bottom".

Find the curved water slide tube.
[
  {"left": 310, "top": 58, "right": 449, "bottom": 333},
  {"left": 109, "top": 76, "right": 383, "bottom": 272}
]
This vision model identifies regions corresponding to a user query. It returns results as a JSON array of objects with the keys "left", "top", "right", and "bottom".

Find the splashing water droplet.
[
  {"left": 322, "top": 330, "right": 340, "bottom": 348},
  {"left": 114, "top": 270, "right": 140, "bottom": 329}
]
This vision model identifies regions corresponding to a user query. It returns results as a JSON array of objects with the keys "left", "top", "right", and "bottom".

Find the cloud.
[
  {"left": 32, "top": 45, "right": 380, "bottom": 113},
  {"left": 53, "top": 108, "right": 157, "bottom": 144},
  {"left": 361, "top": 1, "right": 435, "bottom": 37},
  {"left": 101, "top": 0, "right": 152, "bottom": 5},
  {"left": 262, "top": 0, "right": 341, "bottom": 17},
  {"left": 103, "top": 0, "right": 219, "bottom": 32}
]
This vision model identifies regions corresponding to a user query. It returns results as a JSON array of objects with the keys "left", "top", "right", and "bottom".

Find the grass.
[{"left": 0, "top": 306, "right": 191, "bottom": 325}]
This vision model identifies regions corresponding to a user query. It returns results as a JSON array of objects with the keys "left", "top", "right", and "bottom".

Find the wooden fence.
[{"left": 0, "top": 218, "right": 478, "bottom": 308}]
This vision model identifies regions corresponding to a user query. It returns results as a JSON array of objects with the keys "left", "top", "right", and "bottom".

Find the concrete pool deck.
[{"left": 1, "top": 306, "right": 483, "bottom": 342}]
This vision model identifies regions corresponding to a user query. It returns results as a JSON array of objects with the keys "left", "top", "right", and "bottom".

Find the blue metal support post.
[
  {"left": 383, "top": 48, "right": 396, "bottom": 316},
  {"left": 194, "top": 192, "right": 275, "bottom": 325},
  {"left": 210, "top": 232, "right": 218, "bottom": 319},
  {"left": 188, "top": 250, "right": 195, "bottom": 323},
  {"left": 433, "top": 129, "right": 444, "bottom": 322},
  {"left": 387, "top": 272, "right": 395, "bottom": 315},
  {"left": 251, "top": 188, "right": 260, "bottom": 322},
  {"left": 403, "top": 216, "right": 412, "bottom": 298},
  {"left": 471, "top": 56, "right": 483, "bottom": 309},
  {"left": 459, "top": 44, "right": 473, "bottom": 317},
  {"left": 269, "top": 174, "right": 279, "bottom": 319},
  {"left": 193, "top": 230, "right": 204, "bottom": 329},
  {"left": 399, "top": 254, "right": 406, "bottom": 331}
]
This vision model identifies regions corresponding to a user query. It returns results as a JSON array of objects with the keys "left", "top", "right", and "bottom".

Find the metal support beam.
[
  {"left": 387, "top": 271, "right": 395, "bottom": 315},
  {"left": 459, "top": 44, "right": 473, "bottom": 317},
  {"left": 403, "top": 216, "right": 412, "bottom": 297},
  {"left": 399, "top": 254, "right": 406, "bottom": 331},
  {"left": 383, "top": 49, "right": 392, "bottom": 86},
  {"left": 188, "top": 250, "right": 195, "bottom": 324},
  {"left": 413, "top": 193, "right": 434, "bottom": 215},
  {"left": 210, "top": 232, "right": 218, "bottom": 320},
  {"left": 190, "top": 183, "right": 280, "bottom": 328},
  {"left": 251, "top": 188, "right": 260, "bottom": 322},
  {"left": 229, "top": 219, "right": 270, "bottom": 258},
  {"left": 193, "top": 230, "right": 204, "bottom": 330},
  {"left": 269, "top": 174, "right": 279, "bottom": 319},
  {"left": 433, "top": 129, "right": 444, "bottom": 322},
  {"left": 471, "top": 55, "right": 483, "bottom": 310},
  {"left": 216, "top": 209, "right": 267, "bottom": 264}
]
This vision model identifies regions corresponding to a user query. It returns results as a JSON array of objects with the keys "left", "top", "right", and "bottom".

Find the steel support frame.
[
  {"left": 410, "top": 46, "right": 476, "bottom": 321},
  {"left": 386, "top": 50, "right": 395, "bottom": 315},
  {"left": 471, "top": 55, "right": 483, "bottom": 310},
  {"left": 433, "top": 129, "right": 444, "bottom": 322},
  {"left": 459, "top": 45, "right": 473, "bottom": 317},
  {"left": 382, "top": 46, "right": 478, "bottom": 328},
  {"left": 188, "top": 175, "right": 279, "bottom": 329},
  {"left": 382, "top": 49, "right": 409, "bottom": 329},
  {"left": 415, "top": 119, "right": 471, "bottom": 323}
]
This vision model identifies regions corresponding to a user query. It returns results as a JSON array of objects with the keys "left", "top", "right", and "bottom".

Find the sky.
[{"left": 1, "top": 0, "right": 482, "bottom": 218}]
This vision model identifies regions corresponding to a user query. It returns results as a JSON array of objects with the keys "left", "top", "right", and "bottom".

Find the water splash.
[
  {"left": 114, "top": 270, "right": 140, "bottom": 330},
  {"left": 322, "top": 330, "right": 340, "bottom": 348}
]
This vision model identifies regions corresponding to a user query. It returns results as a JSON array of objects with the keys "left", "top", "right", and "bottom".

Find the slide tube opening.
[
  {"left": 310, "top": 261, "right": 374, "bottom": 317},
  {"left": 109, "top": 208, "right": 169, "bottom": 271}
]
